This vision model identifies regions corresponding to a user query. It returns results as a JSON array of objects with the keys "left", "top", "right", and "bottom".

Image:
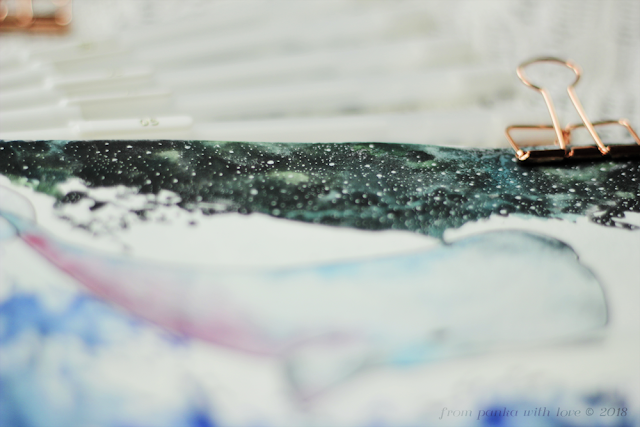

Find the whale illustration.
[{"left": 0, "top": 187, "right": 607, "bottom": 398}]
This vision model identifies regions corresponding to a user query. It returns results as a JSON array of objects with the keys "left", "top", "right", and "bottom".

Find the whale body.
[{"left": 0, "top": 208, "right": 607, "bottom": 396}]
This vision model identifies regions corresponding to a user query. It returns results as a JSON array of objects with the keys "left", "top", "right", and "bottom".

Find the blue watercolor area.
[
  {"left": 188, "top": 411, "right": 218, "bottom": 427},
  {"left": 0, "top": 294, "right": 130, "bottom": 347},
  {"left": 0, "top": 292, "right": 212, "bottom": 427}
]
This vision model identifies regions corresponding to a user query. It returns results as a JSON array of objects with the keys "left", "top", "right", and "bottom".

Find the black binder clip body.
[{"left": 506, "top": 57, "right": 640, "bottom": 164}]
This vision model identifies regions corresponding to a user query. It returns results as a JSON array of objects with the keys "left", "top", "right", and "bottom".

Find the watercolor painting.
[{"left": 0, "top": 140, "right": 638, "bottom": 427}]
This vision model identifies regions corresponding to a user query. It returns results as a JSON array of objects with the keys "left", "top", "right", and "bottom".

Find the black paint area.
[{"left": 1, "top": 140, "right": 639, "bottom": 238}]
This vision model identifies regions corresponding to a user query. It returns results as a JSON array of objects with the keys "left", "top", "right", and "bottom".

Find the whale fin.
[{"left": 283, "top": 336, "right": 378, "bottom": 401}]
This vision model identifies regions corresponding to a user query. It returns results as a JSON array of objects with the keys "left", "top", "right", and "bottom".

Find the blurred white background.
[{"left": 1, "top": 0, "right": 638, "bottom": 146}]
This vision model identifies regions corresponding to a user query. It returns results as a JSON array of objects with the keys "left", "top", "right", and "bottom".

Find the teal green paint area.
[{"left": 0, "top": 140, "right": 638, "bottom": 237}]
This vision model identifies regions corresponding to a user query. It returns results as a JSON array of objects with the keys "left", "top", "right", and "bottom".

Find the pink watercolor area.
[{"left": 21, "top": 230, "right": 280, "bottom": 356}]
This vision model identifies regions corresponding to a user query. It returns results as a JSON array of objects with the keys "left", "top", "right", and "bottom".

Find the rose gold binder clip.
[
  {"left": 0, "top": 0, "right": 72, "bottom": 33},
  {"left": 506, "top": 57, "right": 640, "bottom": 163}
]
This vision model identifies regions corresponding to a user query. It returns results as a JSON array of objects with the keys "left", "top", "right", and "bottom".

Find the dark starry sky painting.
[{"left": 1, "top": 140, "right": 639, "bottom": 237}]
